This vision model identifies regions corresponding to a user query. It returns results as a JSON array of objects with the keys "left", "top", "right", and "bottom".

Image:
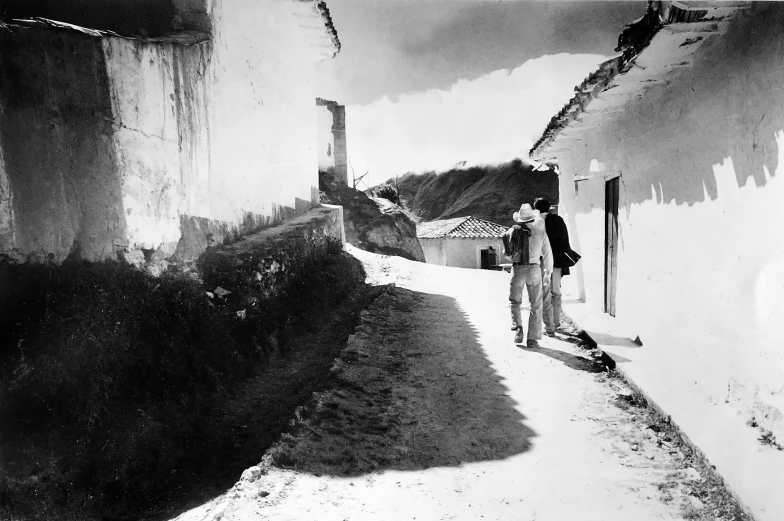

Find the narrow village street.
[
  {"left": 1, "top": 3, "right": 782, "bottom": 521},
  {"left": 174, "top": 246, "right": 741, "bottom": 521}
]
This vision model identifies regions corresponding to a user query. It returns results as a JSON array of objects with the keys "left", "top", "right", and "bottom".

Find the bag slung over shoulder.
[{"left": 502, "top": 224, "right": 531, "bottom": 264}]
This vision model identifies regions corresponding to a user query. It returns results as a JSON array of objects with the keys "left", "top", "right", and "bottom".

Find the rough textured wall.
[
  {"left": 316, "top": 99, "right": 348, "bottom": 185},
  {"left": 556, "top": 4, "right": 784, "bottom": 433},
  {"left": 0, "top": 140, "right": 14, "bottom": 250},
  {"left": 0, "top": 26, "right": 126, "bottom": 261},
  {"left": 0, "top": 0, "right": 329, "bottom": 264},
  {"left": 102, "top": 38, "right": 211, "bottom": 257},
  {"left": 320, "top": 100, "right": 348, "bottom": 185},
  {"left": 207, "top": 0, "right": 319, "bottom": 224},
  {"left": 317, "top": 104, "right": 336, "bottom": 172}
]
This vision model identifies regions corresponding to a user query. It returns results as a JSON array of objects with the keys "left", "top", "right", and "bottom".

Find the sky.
[{"left": 316, "top": 1, "right": 646, "bottom": 186}]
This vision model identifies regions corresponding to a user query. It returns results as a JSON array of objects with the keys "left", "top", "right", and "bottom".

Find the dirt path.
[
  {"left": 119, "top": 270, "right": 386, "bottom": 521},
  {"left": 172, "top": 247, "right": 745, "bottom": 521}
]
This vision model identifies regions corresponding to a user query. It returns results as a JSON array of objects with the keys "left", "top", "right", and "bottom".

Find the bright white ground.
[
  {"left": 565, "top": 298, "right": 784, "bottom": 521},
  {"left": 173, "top": 247, "right": 726, "bottom": 521}
]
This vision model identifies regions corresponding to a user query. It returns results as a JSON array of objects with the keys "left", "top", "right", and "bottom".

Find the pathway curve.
[{"left": 173, "top": 247, "right": 724, "bottom": 521}]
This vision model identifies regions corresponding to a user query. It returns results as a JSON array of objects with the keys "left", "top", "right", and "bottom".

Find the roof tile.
[{"left": 417, "top": 216, "right": 508, "bottom": 239}]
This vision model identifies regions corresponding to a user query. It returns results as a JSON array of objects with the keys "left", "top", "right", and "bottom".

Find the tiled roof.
[
  {"left": 417, "top": 216, "right": 508, "bottom": 239},
  {"left": 529, "top": 1, "right": 748, "bottom": 160}
]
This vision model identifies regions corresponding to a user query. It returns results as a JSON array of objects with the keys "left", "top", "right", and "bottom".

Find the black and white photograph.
[{"left": 0, "top": 1, "right": 781, "bottom": 520}]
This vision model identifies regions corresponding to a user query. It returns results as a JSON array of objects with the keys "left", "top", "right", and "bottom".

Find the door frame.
[{"left": 604, "top": 175, "right": 620, "bottom": 316}]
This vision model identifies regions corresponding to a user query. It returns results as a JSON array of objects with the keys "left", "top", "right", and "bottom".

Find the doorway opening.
[
  {"left": 604, "top": 176, "right": 619, "bottom": 316},
  {"left": 480, "top": 247, "right": 497, "bottom": 270}
]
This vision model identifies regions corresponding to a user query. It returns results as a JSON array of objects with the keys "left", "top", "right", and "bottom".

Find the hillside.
[
  {"left": 320, "top": 171, "right": 425, "bottom": 262},
  {"left": 384, "top": 159, "right": 559, "bottom": 227}
]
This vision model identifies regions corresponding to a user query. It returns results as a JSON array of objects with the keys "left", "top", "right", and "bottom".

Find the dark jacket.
[
  {"left": 502, "top": 224, "right": 531, "bottom": 265},
  {"left": 543, "top": 214, "right": 578, "bottom": 275}
]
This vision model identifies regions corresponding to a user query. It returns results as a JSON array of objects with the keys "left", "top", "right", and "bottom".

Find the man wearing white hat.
[{"left": 503, "top": 203, "right": 553, "bottom": 347}]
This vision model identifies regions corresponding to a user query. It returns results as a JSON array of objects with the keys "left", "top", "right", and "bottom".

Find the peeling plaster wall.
[
  {"left": 103, "top": 38, "right": 210, "bottom": 256},
  {"left": 556, "top": 4, "right": 784, "bottom": 432},
  {"left": 0, "top": 0, "right": 327, "bottom": 263},
  {"left": 317, "top": 104, "right": 336, "bottom": 172},
  {"left": 0, "top": 27, "right": 126, "bottom": 262},
  {"left": 316, "top": 100, "right": 348, "bottom": 185}
]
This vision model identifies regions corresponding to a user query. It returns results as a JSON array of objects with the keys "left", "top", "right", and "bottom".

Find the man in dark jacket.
[{"left": 534, "top": 198, "right": 578, "bottom": 334}]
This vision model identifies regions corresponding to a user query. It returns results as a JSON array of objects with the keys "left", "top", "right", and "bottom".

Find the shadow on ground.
[
  {"left": 0, "top": 263, "right": 387, "bottom": 521},
  {"left": 264, "top": 287, "right": 537, "bottom": 476},
  {"left": 128, "top": 283, "right": 390, "bottom": 521},
  {"left": 523, "top": 345, "right": 604, "bottom": 373},
  {"left": 585, "top": 331, "right": 642, "bottom": 348}
]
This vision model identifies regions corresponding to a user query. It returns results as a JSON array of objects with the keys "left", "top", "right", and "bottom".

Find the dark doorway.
[
  {"left": 604, "top": 176, "right": 619, "bottom": 316},
  {"left": 480, "top": 247, "right": 497, "bottom": 269}
]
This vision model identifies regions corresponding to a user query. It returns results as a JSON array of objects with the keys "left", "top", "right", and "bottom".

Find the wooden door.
[
  {"left": 488, "top": 247, "right": 497, "bottom": 268},
  {"left": 480, "top": 248, "right": 490, "bottom": 269},
  {"left": 604, "top": 176, "right": 619, "bottom": 316}
]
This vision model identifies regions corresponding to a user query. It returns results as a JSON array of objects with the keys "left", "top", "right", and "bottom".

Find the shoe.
[
  {"left": 526, "top": 339, "right": 541, "bottom": 348},
  {"left": 545, "top": 330, "right": 556, "bottom": 338},
  {"left": 513, "top": 327, "right": 525, "bottom": 343}
]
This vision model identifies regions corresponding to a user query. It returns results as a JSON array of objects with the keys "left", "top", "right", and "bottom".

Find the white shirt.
[{"left": 528, "top": 216, "right": 553, "bottom": 275}]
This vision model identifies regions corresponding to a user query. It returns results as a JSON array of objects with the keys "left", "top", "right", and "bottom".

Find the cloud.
[{"left": 346, "top": 53, "right": 607, "bottom": 186}]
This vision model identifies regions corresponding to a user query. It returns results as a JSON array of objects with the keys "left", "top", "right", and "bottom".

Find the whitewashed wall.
[
  {"left": 422, "top": 237, "right": 505, "bottom": 269},
  {"left": 421, "top": 238, "right": 447, "bottom": 266},
  {"left": 317, "top": 104, "right": 336, "bottom": 172},
  {"left": 0, "top": 0, "right": 329, "bottom": 261},
  {"left": 556, "top": 4, "right": 784, "bottom": 433},
  {"left": 206, "top": 0, "right": 320, "bottom": 224}
]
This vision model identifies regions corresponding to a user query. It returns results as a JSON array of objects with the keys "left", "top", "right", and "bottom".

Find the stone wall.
[{"left": 554, "top": 4, "right": 784, "bottom": 435}]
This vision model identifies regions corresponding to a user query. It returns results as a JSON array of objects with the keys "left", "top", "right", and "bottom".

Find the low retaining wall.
[{"left": 197, "top": 206, "right": 345, "bottom": 300}]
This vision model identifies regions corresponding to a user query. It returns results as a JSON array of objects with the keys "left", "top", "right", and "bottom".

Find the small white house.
[{"left": 417, "top": 216, "right": 507, "bottom": 269}]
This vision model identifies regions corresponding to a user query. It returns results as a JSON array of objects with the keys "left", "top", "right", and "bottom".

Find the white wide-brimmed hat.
[{"left": 513, "top": 203, "right": 538, "bottom": 223}]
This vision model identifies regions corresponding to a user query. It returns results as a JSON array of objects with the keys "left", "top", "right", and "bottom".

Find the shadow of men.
[
  {"left": 521, "top": 344, "right": 604, "bottom": 374},
  {"left": 264, "top": 287, "right": 538, "bottom": 477}
]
